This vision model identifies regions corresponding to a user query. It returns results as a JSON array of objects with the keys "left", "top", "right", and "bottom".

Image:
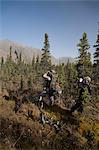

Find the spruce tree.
[
  {"left": 41, "top": 33, "right": 51, "bottom": 72},
  {"left": 93, "top": 33, "right": 99, "bottom": 74},
  {"left": 94, "top": 23, "right": 99, "bottom": 66},
  {"left": 77, "top": 32, "right": 92, "bottom": 78},
  {"left": 57, "top": 63, "right": 66, "bottom": 88},
  {"left": 20, "top": 75, "right": 24, "bottom": 90},
  {"left": 5, "top": 46, "right": 15, "bottom": 83},
  {"left": 19, "top": 52, "right": 22, "bottom": 62},
  {"left": 35, "top": 55, "right": 40, "bottom": 73},
  {"left": 10, "top": 46, "right": 12, "bottom": 60},
  {"left": 93, "top": 29, "right": 99, "bottom": 99},
  {"left": 32, "top": 55, "right": 35, "bottom": 69},
  {"left": 64, "top": 61, "right": 77, "bottom": 98},
  {"left": 1, "top": 57, "right": 4, "bottom": 69}
]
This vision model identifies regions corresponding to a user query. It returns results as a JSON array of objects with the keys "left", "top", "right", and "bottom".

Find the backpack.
[{"left": 51, "top": 80, "right": 62, "bottom": 95}]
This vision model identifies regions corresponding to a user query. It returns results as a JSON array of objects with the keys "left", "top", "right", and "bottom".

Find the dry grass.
[{"left": 0, "top": 96, "right": 98, "bottom": 150}]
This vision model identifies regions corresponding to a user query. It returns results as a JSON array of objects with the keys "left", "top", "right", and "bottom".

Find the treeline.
[{"left": 0, "top": 32, "right": 99, "bottom": 100}]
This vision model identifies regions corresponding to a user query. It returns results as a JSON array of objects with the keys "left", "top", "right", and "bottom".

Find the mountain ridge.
[{"left": 0, "top": 39, "right": 74, "bottom": 65}]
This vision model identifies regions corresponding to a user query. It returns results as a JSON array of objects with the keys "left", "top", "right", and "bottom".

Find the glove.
[{"left": 47, "top": 77, "right": 51, "bottom": 81}]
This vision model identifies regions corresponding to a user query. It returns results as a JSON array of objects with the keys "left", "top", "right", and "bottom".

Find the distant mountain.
[
  {"left": 0, "top": 40, "right": 74, "bottom": 65},
  {"left": 0, "top": 39, "right": 42, "bottom": 63},
  {"left": 58, "top": 57, "right": 74, "bottom": 64}
]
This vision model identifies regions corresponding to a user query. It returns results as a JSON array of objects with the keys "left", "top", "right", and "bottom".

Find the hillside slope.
[
  {"left": 0, "top": 90, "right": 98, "bottom": 150},
  {"left": 0, "top": 40, "right": 74, "bottom": 64}
]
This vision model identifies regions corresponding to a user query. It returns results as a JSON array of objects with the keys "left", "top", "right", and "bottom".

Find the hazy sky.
[{"left": 0, "top": 0, "right": 99, "bottom": 58}]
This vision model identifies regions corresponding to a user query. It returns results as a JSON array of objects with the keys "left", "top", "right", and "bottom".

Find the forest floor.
[{"left": 0, "top": 89, "right": 99, "bottom": 150}]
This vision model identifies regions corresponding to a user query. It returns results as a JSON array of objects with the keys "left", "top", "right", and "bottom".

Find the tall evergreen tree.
[
  {"left": 93, "top": 27, "right": 99, "bottom": 84},
  {"left": 77, "top": 32, "right": 92, "bottom": 78},
  {"left": 41, "top": 33, "right": 51, "bottom": 72},
  {"left": 93, "top": 34, "right": 99, "bottom": 66}
]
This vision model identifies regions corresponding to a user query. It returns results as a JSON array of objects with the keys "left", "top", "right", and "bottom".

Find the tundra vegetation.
[{"left": 0, "top": 33, "right": 99, "bottom": 150}]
